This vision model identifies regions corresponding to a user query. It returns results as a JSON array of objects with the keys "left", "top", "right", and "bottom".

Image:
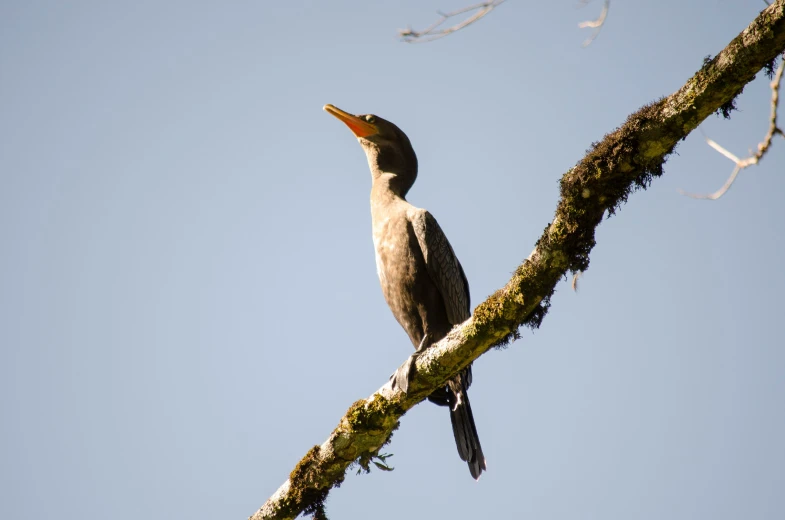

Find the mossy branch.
[{"left": 252, "top": 2, "right": 785, "bottom": 519}]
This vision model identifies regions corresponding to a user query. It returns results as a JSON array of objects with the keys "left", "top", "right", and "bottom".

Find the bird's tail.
[{"left": 447, "top": 369, "right": 486, "bottom": 480}]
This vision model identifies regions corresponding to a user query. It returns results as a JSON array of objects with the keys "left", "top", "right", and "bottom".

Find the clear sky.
[{"left": 1, "top": 1, "right": 783, "bottom": 519}]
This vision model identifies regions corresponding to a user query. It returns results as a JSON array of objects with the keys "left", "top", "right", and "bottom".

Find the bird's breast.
[
  {"left": 372, "top": 219, "right": 390, "bottom": 284},
  {"left": 371, "top": 213, "right": 420, "bottom": 301}
]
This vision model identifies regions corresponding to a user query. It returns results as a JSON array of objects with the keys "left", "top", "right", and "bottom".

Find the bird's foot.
[
  {"left": 389, "top": 335, "right": 433, "bottom": 394},
  {"left": 390, "top": 354, "right": 418, "bottom": 394}
]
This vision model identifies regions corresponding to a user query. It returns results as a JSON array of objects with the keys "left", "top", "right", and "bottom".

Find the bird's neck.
[
  {"left": 370, "top": 171, "right": 412, "bottom": 201},
  {"left": 370, "top": 174, "right": 412, "bottom": 224}
]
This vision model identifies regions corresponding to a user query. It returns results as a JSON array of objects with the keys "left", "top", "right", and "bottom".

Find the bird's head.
[{"left": 324, "top": 104, "right": 418, "bottom": 196}]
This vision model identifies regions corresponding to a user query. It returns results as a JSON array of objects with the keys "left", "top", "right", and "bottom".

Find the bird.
[{"left": 324, "top": 104, "right": 486, "bottom": 479}]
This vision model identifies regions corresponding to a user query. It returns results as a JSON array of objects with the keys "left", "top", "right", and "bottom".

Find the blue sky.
[{"left": 1, "top": 1, "right": 783, "bottom": 519}]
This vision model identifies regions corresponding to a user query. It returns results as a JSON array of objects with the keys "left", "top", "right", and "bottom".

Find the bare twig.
[
  {"left": 572, "top": 271, "right": 583, "bottom": 292},
  {"left": 681, "top": 59, "right": 784, "bottom": 200},
  {"left": 399, "top": 0, "right": 609, "bottom": 45},
  {"left": 578, "top": 0, "right": 610, "bottom": 47},
  {"left": 399, "top": 0, "right": 506, "bottom": 43}
]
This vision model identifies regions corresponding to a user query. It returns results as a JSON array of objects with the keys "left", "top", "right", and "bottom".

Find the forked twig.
[
  {"left": 399, "top": 0, "right": 506, "bottom": 43},
  {"left": 681, "top": 59, "right": 784, "bottom": 200},
  {"left": 578, "top": 0, "right": 610, "bottom": 47},
  {"left": 400, "top": 0, "right": 610, "bottom": 45}
]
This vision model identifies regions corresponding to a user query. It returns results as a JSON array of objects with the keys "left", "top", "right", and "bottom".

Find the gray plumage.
[{"left": 324, "top": 104, "right": 486, "bottom": 479}]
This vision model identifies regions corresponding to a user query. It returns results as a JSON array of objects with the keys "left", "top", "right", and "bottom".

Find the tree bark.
[{"left": 252, "top": 2, "right": 785, "bottom": 519}]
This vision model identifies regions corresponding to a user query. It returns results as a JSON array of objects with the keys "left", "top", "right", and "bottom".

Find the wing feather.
[{"left": 412, "top": 210, "right": 470, "bottom": 325}]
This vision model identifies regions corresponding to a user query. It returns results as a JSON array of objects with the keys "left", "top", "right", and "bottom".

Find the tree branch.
[
  {"left": 253, "top": 2, "right": 785, "bottom": 519},
  {"left": 680, "top": 58, "right": 784, "bottom": 199}
]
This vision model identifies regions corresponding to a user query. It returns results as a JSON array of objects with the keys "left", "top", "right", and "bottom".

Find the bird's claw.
[{"left": 390, "top": 355, "right": 417, "bottom": 394}]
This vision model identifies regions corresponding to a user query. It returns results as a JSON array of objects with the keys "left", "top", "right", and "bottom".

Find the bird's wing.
[{"left": 412, "top": 210, "right": 471, "bottom": 325}]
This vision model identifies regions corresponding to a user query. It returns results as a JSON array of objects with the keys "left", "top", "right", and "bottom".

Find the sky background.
[{"left": 1, "top": 1, "right": 784, "bottom": 519}]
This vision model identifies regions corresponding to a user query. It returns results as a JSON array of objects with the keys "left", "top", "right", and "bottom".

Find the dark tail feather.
[{"left": 447, "top": 372, "right": 486, "bottom": 480}]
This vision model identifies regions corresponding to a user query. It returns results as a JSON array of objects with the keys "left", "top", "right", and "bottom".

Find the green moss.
[
  {"left": 764, "top": 55, "right": 781, "bottom": 79},
  {"left": 278, "top": 397, "right": 403, "bottom": 518},
  {"left": 346, "top": 395, "right": 401, "bottom": 432},
  {"left": 290, "top": 445, "right": 321, "bottom": 483},
  {"left": 342, "top": 396, "right": 401, "bottom": 476},
  {"left": 285, "top": 445, "right": 335, "bottom": 520},
  {"left": 716, "top": 91, "right": 741, "bottom": 119}
]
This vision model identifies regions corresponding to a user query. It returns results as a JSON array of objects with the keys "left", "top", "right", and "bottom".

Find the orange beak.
[{"left": 323, "top": 104, "right": 379, "bottom": 138}]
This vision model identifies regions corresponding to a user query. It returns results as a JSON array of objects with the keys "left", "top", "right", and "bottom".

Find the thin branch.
[
  {"left": 572, "top": 271, "right": 583, "bottom": 291},
  {"left": 399, "top": 0, "right": 506, "bottom": 43},
  {"left": 254, "top": 3, "right": 785, "bottom": 519},
  {"left": 681, "top": 58, "right": 784, "bottom": 200},
  {"left": 578, "top": 0, "right": 610, "bottom": 47}
]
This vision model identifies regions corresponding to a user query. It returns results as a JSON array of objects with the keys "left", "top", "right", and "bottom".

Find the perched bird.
[{"left": 324, "top": 104, "right": 486, "bottom": 479}]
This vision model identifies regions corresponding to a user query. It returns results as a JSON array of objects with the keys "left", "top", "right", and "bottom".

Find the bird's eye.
[{"left": 365, "top": 115, "right": 376, "bottom": 123}]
